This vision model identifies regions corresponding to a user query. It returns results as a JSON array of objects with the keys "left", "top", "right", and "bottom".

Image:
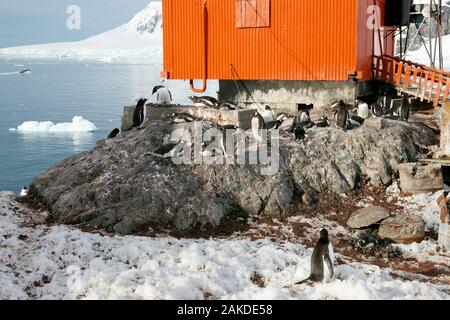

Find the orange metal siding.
[{"left": 163, "top": 0, "right": 380, "bottom": 81}]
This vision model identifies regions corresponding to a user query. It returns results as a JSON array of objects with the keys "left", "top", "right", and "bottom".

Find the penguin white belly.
[
  {"left": 299, "top": 112, "right": 310, "bottom": 122},
  {"left": 262, "top": 110, "right": 274, "bottom": 123},
  {"left": 157, "top": 89, "right": 172, "bottom": 105},
  {"left": 323, "top": 242, "right": 335, "bottom": 281},
  {"left": 357, "top": 103, "right": 370, "bottom": 119},
  {"left": 142, "top": 104, "right": 147, "bottom": 126},
  {"left": 20, "top": 189, "right": 28, "bottom": 197}
]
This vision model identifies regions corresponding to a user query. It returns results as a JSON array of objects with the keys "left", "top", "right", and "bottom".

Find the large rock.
[
  {"left": 378, "top": 214, "right": 426, "bottom": 244},
  {"left": 30, "top": 118, "right": 422, "bottom": 235},
  {"left": 347, "top": 206, "right": 391, "bottom": 229},
  {"left": 399, "top": 163, "right": 443, "bottom": 194}
]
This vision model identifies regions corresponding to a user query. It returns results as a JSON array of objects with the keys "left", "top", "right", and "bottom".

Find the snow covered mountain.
[{"left": 0, "top": 2, "right": 163, "bottom": 61}]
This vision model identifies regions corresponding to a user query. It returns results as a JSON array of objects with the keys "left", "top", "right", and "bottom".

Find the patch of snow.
[
  {"left": 1, "top": 192, "right": 448, "bottom": 300},
  {"left": 406, "top": 34, "right": 450, "bottom": 71},
  {"left": 395, "top": 240, "right": 449, "bottom": 265},
  {"left": 0, "top": 2, "right": 163, "bottom": 62},
  {"left": 9, "top": 116, "right": 98, "bottom": 133},
  {"left": 396, "top": 191, "right": 442, "bottom": 232}
]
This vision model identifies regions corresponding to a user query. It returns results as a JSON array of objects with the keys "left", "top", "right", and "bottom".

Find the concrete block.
[
  {"left": 121, "top": 106, "right": 135, "bottom": 132},
  {"left": 363, "top": 117, "right": 384, "bottom": 130},
  {"left": 122, "top": 104, "right": 257, "bottom": 131},
  {"left": 390, "top": 98, "right": 403, "bottom": 111},
  {"left": 398, "top": 163, "right": 444, "bottom": 194}
]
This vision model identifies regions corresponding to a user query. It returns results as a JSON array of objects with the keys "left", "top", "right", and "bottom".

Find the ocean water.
[{"left": 0, "top": 59, "right": 218, "bottom": 193}]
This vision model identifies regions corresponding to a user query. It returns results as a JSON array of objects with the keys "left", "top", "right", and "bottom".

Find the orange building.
[{"left": 162, "top": 0, "right": 407, "bottom": 109}]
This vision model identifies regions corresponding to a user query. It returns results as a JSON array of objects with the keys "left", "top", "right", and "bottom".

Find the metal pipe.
[{"left": 190, "top": 0, "right": 208, "bottom": 93}]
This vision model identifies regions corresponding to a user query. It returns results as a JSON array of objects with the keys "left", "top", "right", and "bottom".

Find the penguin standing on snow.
[
  {"left": 152, "top": 85, "right": 172, "bottom": 105},
  {"left": 132, "top": 98, "right": 148, "bottom": 128},
  {"left": 295, "top": 229, "right": 334, "bottom": 285}
]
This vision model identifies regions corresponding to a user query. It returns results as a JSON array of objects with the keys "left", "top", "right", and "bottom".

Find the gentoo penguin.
[
  {"left": 218, "top": 101, "right": 238, "bottom": 111},
  {"left": 152, "top": 85, "right": 172, "bottom": 105},
  {"left": 293, "top": 111, "right": 312, "bottom": 129},
  {"left": 298, "top": 120, "right": 316, "bottom": 129},
  {"left": 276, "top": 113, "right": 291, "bottom": 122},
  {"left": 251, "top": 111, "right": 265, "bottom": 143},
  {"left": 262, "top": 105, "right": 274, "bottom": 124},
  {"left": 356, "top": 99, "right": 370, "bottom": 119},
  {"left": 146, "top": 140, "right": 188, "bottom": 158},
  {"left": 132, "top": 98, "right": 147, "bottom": 128},
  {"left": 399, "top": 95, "right": 412, "bottom": 122},
  {"left": 299, "top": 110, "right": 311, "bottom": 123},
  {"left": 189, "top": 96, "right": 218, "bottom": 108},
  {"left": 107, "top": 128, "right": 120, "bottom": 139},
  {"left": 265, "top": 120, "right": 283, "bottom": 130},
  {"left": 293, "top": 126, "right": 306, "bottom": 140},
  {"left": 349, "top": 115, "right": 365, "bottom": 127},
  {"left": 355, "top": 230, "right": 380, "bottom": 248},
  {"left": 333, "top": 100, "right": 349, "bottom": 130},
  {"left": 296, "top": 229, "right": 334, "bottom": 285},
  {"left": 20, "top": 187, "right": 28, "bottom": 197},
  {"left": 315, "top": 116, "right": 330, "bottom": 128},
  {"left": 20, "top": 68, "right": 30, "bottom": 75},
  {"left": 370, "top": 100, "right": 384, "bottom": 117},
  {"left": 171, "top": 113, "right": 196, "bottom": 124}
]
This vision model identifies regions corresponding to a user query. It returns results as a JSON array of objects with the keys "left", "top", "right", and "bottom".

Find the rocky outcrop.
[
  {"left": 347, "top": 206, "right": 391, "bottom": 229},
  {"left": 30, "top": 118, "right": 421, "bottom": 235},
  {"left": 378, "top": 214, "right": 426, "bottom": 244}
]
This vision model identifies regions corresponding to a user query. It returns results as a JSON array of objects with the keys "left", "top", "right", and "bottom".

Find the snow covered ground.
[
  {"left": 0, "top": 2, "right": 163, "bottom": 63},
  {"left": 1, "top": 191, "right": 449, "bottom": 300},
  {"left": 406, "top": 34, "right": 450, "bottom": 71}
]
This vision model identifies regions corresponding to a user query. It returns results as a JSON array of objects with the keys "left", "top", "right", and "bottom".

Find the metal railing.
[{"left": 373, "top": 55, "right": 450, "bottom": 107}]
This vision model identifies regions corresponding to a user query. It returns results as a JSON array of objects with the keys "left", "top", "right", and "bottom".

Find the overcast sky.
[{"left": 0, "top": 0, "right": 156, "bottom": 48}]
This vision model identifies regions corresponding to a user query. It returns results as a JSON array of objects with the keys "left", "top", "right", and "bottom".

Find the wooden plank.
[
  {"left": 396, "top": 62, "right": 403, "bottom": 85},
  {"left": 403, "top": 64, "right": 411, "bottom": 88},
  {"left": 444, "top": 82, "right": 449, "bottom": 103},
  {"left": 375, "top": 56, "right": 381, "bottom": 79},
  {"left": 428, "top": 72, "right": 436, "bottom": 101}
]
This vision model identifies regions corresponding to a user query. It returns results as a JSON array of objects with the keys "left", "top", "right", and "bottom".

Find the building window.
[{"left": 236, "top": 0, "right": 271, "bottom": 28}]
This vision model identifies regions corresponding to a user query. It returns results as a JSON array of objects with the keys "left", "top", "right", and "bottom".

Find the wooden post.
[{"left": 440, "top": 102, "right": 450, "bottom": 156}]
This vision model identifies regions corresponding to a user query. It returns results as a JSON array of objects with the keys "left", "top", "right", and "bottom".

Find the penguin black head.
[
  {"left": 265, "top": 105, "right": 272, "bottom": 110},
  {"left": 319, "top": 229, "right": 329, "bottom": 240},
  {"left": 152, "top": 85, "right": 165, "bottom": 95}
]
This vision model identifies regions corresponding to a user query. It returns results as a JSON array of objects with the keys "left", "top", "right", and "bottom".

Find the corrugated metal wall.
[{"left": 163, "top": 0, "right": 383, "bottom": 81}]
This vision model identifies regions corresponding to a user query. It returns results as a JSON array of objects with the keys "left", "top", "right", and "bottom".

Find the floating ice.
[{"left": 9, "top": 116, "right": 98, "bottom": 133}]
